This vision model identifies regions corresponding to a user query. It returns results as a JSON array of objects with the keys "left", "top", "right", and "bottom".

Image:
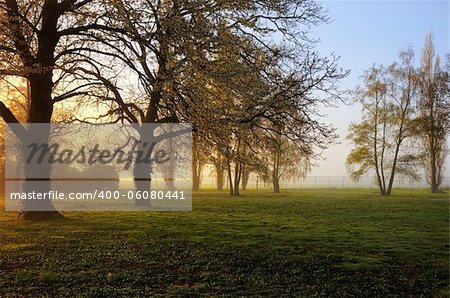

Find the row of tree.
[
  {"left": 192, "top": 127, "right": 312, "bottom": 195},
  {"left": 347, "top": 34, "right": 450, "bottom": 195},
  {"left": 0, "top": 0, "right": 346, "bottom": 219}
]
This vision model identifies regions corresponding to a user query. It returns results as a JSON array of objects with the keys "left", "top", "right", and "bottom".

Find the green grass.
[{"left": 0, "top": 189, "right": 448, "bottom": 297}]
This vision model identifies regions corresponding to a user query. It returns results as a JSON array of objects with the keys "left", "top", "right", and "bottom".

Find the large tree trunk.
[
  {"left": 133, "top": 163, "right": 152, "bottom": 206},
  {"left": 15, "top": 0, "right": 61, "bottom": 219},
  {"left": 373, "top": 98, "right": 386, "bottom": 196},
  {"left": 428, "top": 145, "right": 440, "bottom": 193},
  {"left": 163, "top": 137, "right": 176, "bottom": 191},
  {"left": 0, "top": 166, "right": 4, "bottom": 198},
  {"left": 386, "top": 106, "right": 408, "bottom": 196},
  {"left": 430, "top": 158, "right": 438, "bottom": 193},
  {"left": 429, "top": 94, "right": 438, "bottom": 193},
  {"left": 133, "top": 132, "right": 153, "bottom": 206},
  {"left": 20, "top": 73, "right": 61, "bottom": 219},
  {"left": 386, "top": 132, "right": 403, "bottom": 196},
  {"left": 379, "top": 185, "right": 386, "bottom": 196},
  {"left": 273, "top": 177, "right": 280, "bottom": 193},
  {"left": 19, "top": 141, "right": 61, "bottom": 220},
  {"left": 241, "top": 167, "right": 250, "bottom": 191},
  {"left": 232, "top": 161, "right": 242, "bottom": 196},
  {"left": 214, "top": 152, "right": 225, "bottom": 191},
  {"left": 272, "top": 150, "right": 281, "bottom": 193},
  {"left": 226, "top": 158, "right": 234, "bottom": 196},
  {"left": 216, "top": 167, "right": 225, "bottom": 191}
]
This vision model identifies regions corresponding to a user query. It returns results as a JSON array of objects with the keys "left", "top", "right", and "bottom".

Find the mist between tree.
[{"left": 0, "top": 0, "right": 447, "bottom": 219}]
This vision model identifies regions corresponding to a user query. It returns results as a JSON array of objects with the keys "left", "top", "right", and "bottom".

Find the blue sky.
[{"left": 309, "top": 0, "right": 449, "bottom": 176}]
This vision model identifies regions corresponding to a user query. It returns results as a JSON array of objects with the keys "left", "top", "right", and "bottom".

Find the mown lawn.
[{"left": 0, "top": 189, "right": 448, "bottom": 297}]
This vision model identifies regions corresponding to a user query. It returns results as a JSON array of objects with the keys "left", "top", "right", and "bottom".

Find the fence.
[{"left": 198, "top": 175, "right": 450, "bottom": 190}]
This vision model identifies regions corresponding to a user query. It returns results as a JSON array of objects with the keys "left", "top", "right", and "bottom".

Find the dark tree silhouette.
[{"left": 0, "top": 0, "right": 124, "bottom": 219}]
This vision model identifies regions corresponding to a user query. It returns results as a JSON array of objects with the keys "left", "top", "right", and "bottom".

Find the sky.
[{"left": 309, "top": 0, "right": 449, "bottom": 177}]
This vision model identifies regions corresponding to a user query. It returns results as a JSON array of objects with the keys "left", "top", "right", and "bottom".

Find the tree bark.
[
  {"left": 17, "top": 74, "right": 60, "bottom": 219},
  {"left": 272, "top": 149, "right": 281, "bottom": 193},
  {"left": 226, "top": 158, "right": 234, "bottom": 196},
  {"left": 20, "top": 125, "right": 61, "bottom": 219},
  {"left": 241, "top": 167, "right": 250, "bottom": 191},
  {"left": 216, "top": 167, "right": 225, "bottom": 191},
  {"left": 2, "top": 0, "right": 64, "bottom": 219},
  {"left": 373, "top": 91, "right": 386, "bottom": 196},
  {"left": 133, "top": 131, "right": 154, "bottom": 206},
  {"left": 232, "top": 162, "right": 241, "bottom": 196},
  {"left": 273, "top": 176, "right": 280, "bottom": 193},
  {"left": 192, "top": 150, "right": 203, "bottom": 191},
  {"left": 214, "top": 151, "right": 225, "bottom": 190}
]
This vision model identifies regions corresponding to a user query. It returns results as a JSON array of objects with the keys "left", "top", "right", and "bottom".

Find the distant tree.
[
  {"left": 196, "top": 36, "right": 345, "bottom": 196},
  {"left": 346, "top": 71, "right": 391, "bottom": 195},
  {"left": 192, "top": 133, "right": 209, "bottom": 191},
  {"left": 155, "top": 128, "right": 184, "bottom": 191},
  {"left": 347, "top": 52, "right": 420, "bottom": 196},
  {"left": 228, "top": 130, "right": 266, "bottom": 196},
  {"left": 416, "top": 33, "right": 450, "bottom": 193},
  {"left": 211, "top": 149, "right": 227, "bottom": 191},
  {"left": 265, "top": 132, "right": 311, "bottom": 193}
]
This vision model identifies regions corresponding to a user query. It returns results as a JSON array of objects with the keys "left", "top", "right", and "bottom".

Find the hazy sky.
[{"left": 309, "top": 0, "right": 449, "bottom": 176}]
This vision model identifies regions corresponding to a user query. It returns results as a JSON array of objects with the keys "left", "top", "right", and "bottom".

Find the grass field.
[{"left": 0, "top": 189, "right": 448, "bottom": 297}]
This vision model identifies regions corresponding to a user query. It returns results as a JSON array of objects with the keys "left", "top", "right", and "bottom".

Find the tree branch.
[{"left": 0, "top": 100, "right": 27, "bottom": 139}]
